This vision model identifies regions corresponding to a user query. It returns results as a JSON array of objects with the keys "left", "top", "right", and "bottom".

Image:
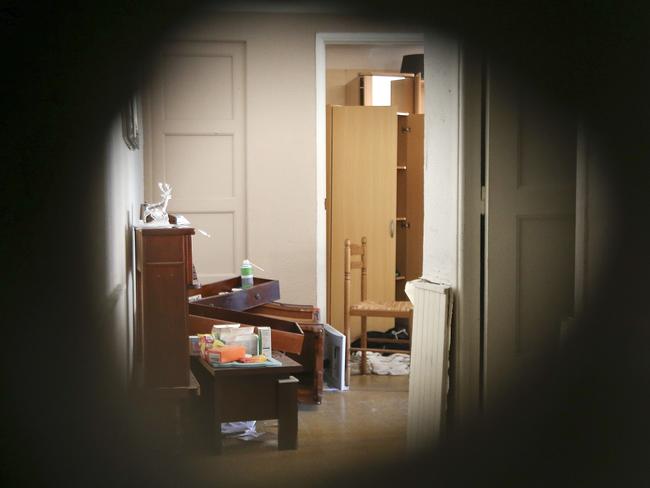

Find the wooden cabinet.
[
  {"left": 391, "top": 74, "right": 424, "bottom": 114},
  {"left": 345, "top": 72, "right": 424, "bottom": 114},
  {"left": 134, "top": 226, "right": 195, "bottom": 388}
]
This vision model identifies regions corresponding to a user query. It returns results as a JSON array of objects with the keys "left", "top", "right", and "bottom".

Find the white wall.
[
  {"left": 422, "top": 33, "right": 460, "bottom": 286},
  {"left": 167, "top": 12, "right": 426, "bottom": 305},
  {"left": 103, "top": 109, "right": 144, "bottom": 386}
]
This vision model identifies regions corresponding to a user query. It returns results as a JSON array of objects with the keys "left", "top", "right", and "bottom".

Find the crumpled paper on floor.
[{"left": 350, "top": 351, "right": 410, "bottom": 375}]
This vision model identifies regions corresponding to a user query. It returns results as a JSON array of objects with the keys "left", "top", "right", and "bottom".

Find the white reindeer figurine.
[{"left": 143, "top": 182, "right": 172, "bottom": 224}]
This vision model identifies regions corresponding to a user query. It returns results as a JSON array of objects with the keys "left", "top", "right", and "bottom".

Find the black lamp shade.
[{"left": 400, "top": 54, "right": 424, "bottom": 78}]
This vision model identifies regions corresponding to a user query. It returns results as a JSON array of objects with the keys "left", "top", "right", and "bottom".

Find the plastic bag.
[{"left": 220, "top": 421, "right": 265, "bottom": 441}]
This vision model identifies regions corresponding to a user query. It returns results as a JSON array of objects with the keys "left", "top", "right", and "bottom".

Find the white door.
[
  {"left": 145, "top": 41, "right": 246, "bottom": 283},
  {"left": 485, "top": 66, "right": 577, "bottom": 409}
]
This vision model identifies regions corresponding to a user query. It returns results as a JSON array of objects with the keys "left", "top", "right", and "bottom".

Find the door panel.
[
  {"left": 328, "top": 105, "right": 397, "bottom": 334},
  {"left": 145, "top": 41, "right": 246, "bottom": 283},
  {"left": 485, "top": 67, "right": 576, "bottom": 409},
  {"left": 404, "top": 114, "right": 424, "bottom": 281}
]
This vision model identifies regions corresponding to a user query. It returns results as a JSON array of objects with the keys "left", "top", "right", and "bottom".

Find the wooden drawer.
[
  {"left": 247, "top": 302, "right": 324, "bottom": 404},
  {"left": 188, "top": 304, "right": 305, "bottom": 355},
  {"left": 188, "top": 277, "right": 280, "bottom": 311}
]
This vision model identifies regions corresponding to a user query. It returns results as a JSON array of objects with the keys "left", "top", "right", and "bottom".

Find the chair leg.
[
  {"left": 344, "top": 311, "right": 351, "bottom": 387},
  {"left": 360, "top": 316, "right": 367, "bottom": 375}
]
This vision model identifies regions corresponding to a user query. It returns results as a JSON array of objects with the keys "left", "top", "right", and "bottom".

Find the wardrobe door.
[
  {"left": 403, "top": 113, "right": 424, "bottom": 282},
  {"left": 327, "top": 105, "right": 397, "bottom": 334}
]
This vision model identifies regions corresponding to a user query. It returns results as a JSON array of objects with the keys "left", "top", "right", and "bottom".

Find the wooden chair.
[{"left": 344, "top": 237, "right": 413, "bottom": 385}]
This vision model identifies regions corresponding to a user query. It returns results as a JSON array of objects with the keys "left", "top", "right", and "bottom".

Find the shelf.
[
  {"left": 397, "top": 112, "right": 410, "bottom": 116},
  {"left": 395, "top": 275, "right": 406, "bottom": 281},
  {"left": 396, "top": 217, "right": 407, "bottom": 221},
  {"left": 396, "top": 165, "right": 407, "bottom": 170}
]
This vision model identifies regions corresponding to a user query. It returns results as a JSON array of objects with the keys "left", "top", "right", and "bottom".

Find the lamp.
[{"left": 400, "top": 54, "right": 424, "bottom": 78}]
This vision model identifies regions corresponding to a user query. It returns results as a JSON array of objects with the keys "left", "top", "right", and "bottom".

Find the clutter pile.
[
  {"left": 188, "top": 323, "right": 277, "bottom": 368},
  {"left": 349, "top": 351, "right": 410, "bottom": 376}
]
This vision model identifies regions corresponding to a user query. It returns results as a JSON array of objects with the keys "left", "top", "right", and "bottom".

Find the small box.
[
  {"left": 211, "top": 323, "right": 241, "bottom": 339},
  {"left": 206, "top": 345, "right": 246, "bottom": 364},
  {"left": 217, "top": 326, "right": 254, "bottom": 343},
  {"left": 188, "top": 335, "right": 200, "bottom": 356},
  {"left": 222, "top": 333, "right": 259, "bottom": 355},
  {"left": 197, "top": 333, "right": 216, "bottom": 357},
  {"left": 256, "top": 326, "right": 272, "bottom": 358}
]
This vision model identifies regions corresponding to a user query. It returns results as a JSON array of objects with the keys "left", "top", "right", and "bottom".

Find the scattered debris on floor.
[
  {"left": 221, "top": 421, "right": 266, "bottom": 441},
  {"left": 350, "top": 351, "right": 410, "bottom": 376}
]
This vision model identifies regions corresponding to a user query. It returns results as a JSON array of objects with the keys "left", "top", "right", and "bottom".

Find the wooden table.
[{"left": 190, "top": 352, "right": 303, "bottom": 454}]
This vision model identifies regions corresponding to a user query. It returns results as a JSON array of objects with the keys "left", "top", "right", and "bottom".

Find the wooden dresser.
[
  {"left": 134, "top": 226, "right": 324, "bottom": 404},
  {"left": 134, "top": 226, "right": 195, "bottom": 388}
]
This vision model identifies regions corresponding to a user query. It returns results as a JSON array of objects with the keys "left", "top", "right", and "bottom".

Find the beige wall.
[
  {"left": 326, "top": 44, "right": 423, "bottom": 70},
  {"left": 103, "top": 109, "right": 144, "bottom": 386},
  {"left": 422, "top": 33, "right": 460, "bottom": 286},
  {"left": 164, "top": 12, "right": 425, "bottom": 304}
]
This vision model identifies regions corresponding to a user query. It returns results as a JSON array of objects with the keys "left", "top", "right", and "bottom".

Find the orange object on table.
[
  {"left": 238, "top": 355, "right": 267, "bottom": 363},
  {"left": 205, "top": 345, "right": 246, "bottom": 363}
]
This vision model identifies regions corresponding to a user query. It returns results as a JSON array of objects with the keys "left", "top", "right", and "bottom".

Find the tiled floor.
[{"left": 181, "top": 374, "right": 409, "bottom": 487}]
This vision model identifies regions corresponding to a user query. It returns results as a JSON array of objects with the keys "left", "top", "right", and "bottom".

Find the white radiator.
[{"left": 405, "top": 279, "right": 453, "bottom": 450}]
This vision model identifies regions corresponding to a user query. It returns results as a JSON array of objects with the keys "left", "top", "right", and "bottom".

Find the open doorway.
[{"left": 317, "top": 36, "right": 425, "bottom": 384}]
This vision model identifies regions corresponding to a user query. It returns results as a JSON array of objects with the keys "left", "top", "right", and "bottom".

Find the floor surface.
[{"left": 180, "top": 374, "right": 410, "bottom": 487}]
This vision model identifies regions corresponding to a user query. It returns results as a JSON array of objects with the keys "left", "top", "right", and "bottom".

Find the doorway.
[{"left": 315, "top": 34, "right": 424, "bottom": 336}]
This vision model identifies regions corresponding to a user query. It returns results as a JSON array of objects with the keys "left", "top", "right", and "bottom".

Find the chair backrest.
[{"left": 344, "top": 237, "right": 367, "bottom": 314}]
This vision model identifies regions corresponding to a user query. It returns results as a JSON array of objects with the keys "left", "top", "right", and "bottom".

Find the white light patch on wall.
[{"left": 371, "top": 76, "right": 405, "bottom": 106}]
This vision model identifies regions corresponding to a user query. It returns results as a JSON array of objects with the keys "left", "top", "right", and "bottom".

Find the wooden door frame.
[
  {"left": 315, "top": 32, "right": 425, "bottom": 324},
  {"left": 454, "top": 45, "right": 483, "bottom": 429}
]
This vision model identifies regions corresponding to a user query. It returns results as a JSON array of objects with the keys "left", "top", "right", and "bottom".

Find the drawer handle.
[{"left": 254, "top": 293, "right": 261, "bottom": 300}]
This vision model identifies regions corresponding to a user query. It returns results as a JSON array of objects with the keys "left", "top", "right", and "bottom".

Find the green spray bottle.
[{"left": 240, "top": 260, "right": 264, "bottom": 289}]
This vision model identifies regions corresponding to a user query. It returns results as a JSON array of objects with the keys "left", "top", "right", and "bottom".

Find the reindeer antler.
[{"left": 157, "top": 182, "right": 172, "bottom": 195}]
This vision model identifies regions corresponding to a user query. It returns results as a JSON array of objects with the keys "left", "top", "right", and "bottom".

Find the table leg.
[{"left": 277, "top": 376, "right": 299, "bottom": 450}]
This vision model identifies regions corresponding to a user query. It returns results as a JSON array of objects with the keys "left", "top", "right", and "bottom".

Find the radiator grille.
[{"left": 405, "top": 279, "right": 453, "bottom": 449}]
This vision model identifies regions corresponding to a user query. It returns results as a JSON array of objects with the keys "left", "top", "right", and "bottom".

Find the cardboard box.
[
  {"left": 224, "top": 333, "right": 259, "bottom": 355},
  {"left": 211, "top": 323, "right": 242, "bottom": 339}
]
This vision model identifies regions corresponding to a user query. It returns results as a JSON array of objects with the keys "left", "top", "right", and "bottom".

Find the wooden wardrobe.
[
  {"left": 327, "top": 105, "right": 397, "bottom": 334},
  {"left": 326, "top": 73, "right": 424, "bottom": 335}
]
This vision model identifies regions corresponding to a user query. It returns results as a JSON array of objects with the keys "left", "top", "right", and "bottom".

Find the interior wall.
[
  {"left": 422, "top": 33, "right": 460, "bottom": 286},
  {"left": 103, "top": 109, "right": 144, "bottom": 386},
  {"left": 162, "top": 11, "right": 426, "bottom": 305}
]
